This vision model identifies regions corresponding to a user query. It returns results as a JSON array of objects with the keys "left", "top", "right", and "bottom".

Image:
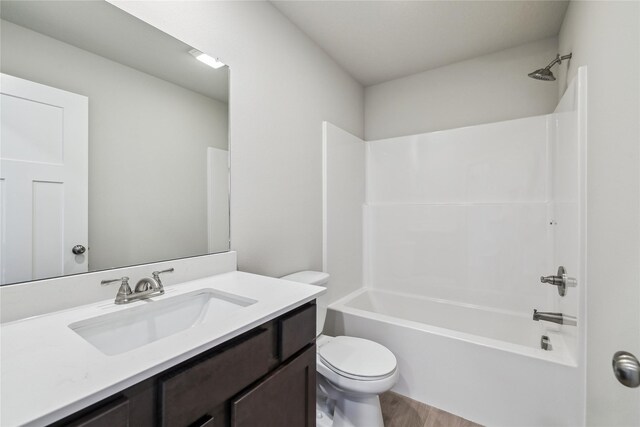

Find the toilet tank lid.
[{"left": 280, "top": 271, "right": 330, "bottom": 286}]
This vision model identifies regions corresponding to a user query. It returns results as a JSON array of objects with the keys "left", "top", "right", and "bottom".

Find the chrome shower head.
[
  {"left": 528, "top": 67, "right": 556, "bottom": 81},
  {"left": 528, "top": 53, "right": 572, "bottom": 81}
]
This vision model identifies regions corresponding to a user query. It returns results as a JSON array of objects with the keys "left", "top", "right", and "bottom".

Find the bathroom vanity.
[
  {"left": 53, "top": 302, "right": 316, "bottom": 427},
  {"left": 0, "top": 270, "right": 323, "bottom": 427}
]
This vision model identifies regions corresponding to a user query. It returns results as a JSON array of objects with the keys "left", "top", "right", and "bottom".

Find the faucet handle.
[
  {"left": 152, "top": 268, "right": 174, "bottom": 276},
  {"left": 101, "top": 276, "right": 130, "bottom": 286},
  {"left": 539, "top": 266, "right": 577, "bottom": 297},
  {"left": 101, "top": 277, "right": 133, "bottom": 304},
  {"left": 540, "top": 275, "right": 563, "bottom": 285},
  {"left": 152, "top": 268, "right": 174, "bottom": 290}
]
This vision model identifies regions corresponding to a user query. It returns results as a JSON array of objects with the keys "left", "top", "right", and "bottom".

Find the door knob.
[
  {"left": 72, "top": 245, "right": 86, "bottom": 255},
  {"left": 612, "top": 351, "right": 640, "bottom": 388}
]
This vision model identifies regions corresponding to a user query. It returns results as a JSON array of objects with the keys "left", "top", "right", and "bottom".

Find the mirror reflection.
[{"left": 0, "top": 1, "right": 230, "bottom": 285}]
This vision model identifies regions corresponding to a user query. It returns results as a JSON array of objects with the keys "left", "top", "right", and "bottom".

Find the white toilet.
[{"left": 281, "top": 271, "right": 399, "bottom": 427}]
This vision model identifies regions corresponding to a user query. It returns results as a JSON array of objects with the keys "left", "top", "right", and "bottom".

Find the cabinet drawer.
[
  {"left": 279, "top": 303, "right": 316, "bottom": 361},
  {"left": 65, "top": 396, "right": 129, "bottom": 427},
  {"left": 159, "top": 328, "right": 273, "bottom": 427}
]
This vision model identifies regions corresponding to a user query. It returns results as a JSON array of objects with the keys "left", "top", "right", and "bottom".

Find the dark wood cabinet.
[
  {"left": 51, "top": 302, "right": 316, "bottom": 427},
  {"left": 159, "top": 327, "right": 274, "bottom": 427},
  {"left": 231, "top": 345, "right": 316, "bottom": 427},
  {"left": 279, "top": 303, "right": 316, "bottom": 362}
]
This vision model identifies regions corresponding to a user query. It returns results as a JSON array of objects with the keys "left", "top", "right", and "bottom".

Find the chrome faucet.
[
  {"left": 532, "top": 309, "right": 577, "bottom": 326},
  {"left": 101, "top": 268, "right": 174, "bottom": 304},
  {"left": 134, "top": 276, "right": 161, "bottom": 293}
]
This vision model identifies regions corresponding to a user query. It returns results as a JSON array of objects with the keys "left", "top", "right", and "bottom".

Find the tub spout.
[{"left": 532, "top": 309, "right": 577, "bottom": 326}]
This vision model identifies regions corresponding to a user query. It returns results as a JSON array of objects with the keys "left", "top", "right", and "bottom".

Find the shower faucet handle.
[
  {"left": 540, "top": 275, "right": 563, "bottom": 286},
  {"left": 539, "top": 266, "right": 577, "bottom": 297}
]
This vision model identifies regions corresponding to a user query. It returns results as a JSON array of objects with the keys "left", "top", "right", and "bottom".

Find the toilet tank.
[{"left": 280, "top": 271, "right": 329, "bottom": 337}]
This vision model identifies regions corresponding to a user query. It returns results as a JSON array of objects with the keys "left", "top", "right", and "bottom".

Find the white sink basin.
[{"left": 69, "top": 289, "right": 256, "bottom": 355}]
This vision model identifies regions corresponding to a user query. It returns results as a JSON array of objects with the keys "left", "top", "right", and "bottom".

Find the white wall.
[
  {"left": 1, "top": 20, "right": 229, "bottom": 271},
  {"left": 557, "top": 2, "right": 640, "bottom": 426},
  {"left": 365, "top": 37, "right": 559, "bottom": 140},
  {"left": 111, "top": 1, "right": 364, "bottom": 278}
]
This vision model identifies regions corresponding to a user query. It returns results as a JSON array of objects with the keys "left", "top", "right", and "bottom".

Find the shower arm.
[{"left": 544, "top": 53, "right": 573, "bottom": 70}]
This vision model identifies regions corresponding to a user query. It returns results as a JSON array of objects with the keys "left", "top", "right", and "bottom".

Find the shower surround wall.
[
  {"left": 323, "top": 68, "right": 586, "bottom": 425},
  {"left": 366, "top": 116, "right": 551, "bottom": 314}
]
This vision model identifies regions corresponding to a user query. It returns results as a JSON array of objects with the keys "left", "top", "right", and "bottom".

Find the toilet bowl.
[
  {"left": 316, "top": 334, "right": 399, "bottom": 427},
  {"left": 281, "top": 271, "right": 399, "bottom": 427}
]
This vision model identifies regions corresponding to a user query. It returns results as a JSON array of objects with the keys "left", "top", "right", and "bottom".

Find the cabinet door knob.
[{"left": 612, "top": 351, "right": 640, "bottom": 388}]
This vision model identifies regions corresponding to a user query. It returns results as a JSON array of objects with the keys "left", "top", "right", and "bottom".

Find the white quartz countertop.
[{"left": 0, "top": 271, "right": 324, "bottom": 427}]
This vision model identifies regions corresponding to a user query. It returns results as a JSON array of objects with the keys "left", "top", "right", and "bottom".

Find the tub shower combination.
[{"left": 322, "top": 69, "right": 587, "bottom": 426}]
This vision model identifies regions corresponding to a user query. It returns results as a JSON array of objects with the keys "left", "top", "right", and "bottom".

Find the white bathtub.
[{"left": 326, "top": 289, "right": 584, "bottom": 426}]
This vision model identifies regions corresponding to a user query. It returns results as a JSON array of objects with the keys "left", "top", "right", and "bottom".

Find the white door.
[
  {"left": 207, "top": 147, "right": 229, "bottom": 254},
  {"left": 0, "top": 73, "right": 88, "bottom": 285}
]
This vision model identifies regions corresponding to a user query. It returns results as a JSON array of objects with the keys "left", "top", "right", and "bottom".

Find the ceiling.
[
  {"left": 271, "top": 0, "right": 569, "bottom": 86},
  {"left": 0, "top": 1, "right": 228, "bottom": 103}
]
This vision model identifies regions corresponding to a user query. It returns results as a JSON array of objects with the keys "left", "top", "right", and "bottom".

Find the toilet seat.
[
  {"left": 317, "top": 357, "right": 400, "bottom": 396},
  {"left": 318, "top": 336, "right": 397, "bottom": 381}
]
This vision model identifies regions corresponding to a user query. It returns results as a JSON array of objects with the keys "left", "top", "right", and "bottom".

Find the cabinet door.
[
  {"left": 231, "top": 345, "right": 316, "bottom": 427},
  {"left": 279, "top": 304, "right": 316, "bottom": 361}
]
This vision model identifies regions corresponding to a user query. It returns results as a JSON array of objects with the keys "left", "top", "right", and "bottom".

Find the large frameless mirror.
[{"left": 0, "top": 1, "right": 230, "bottom": 286}]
